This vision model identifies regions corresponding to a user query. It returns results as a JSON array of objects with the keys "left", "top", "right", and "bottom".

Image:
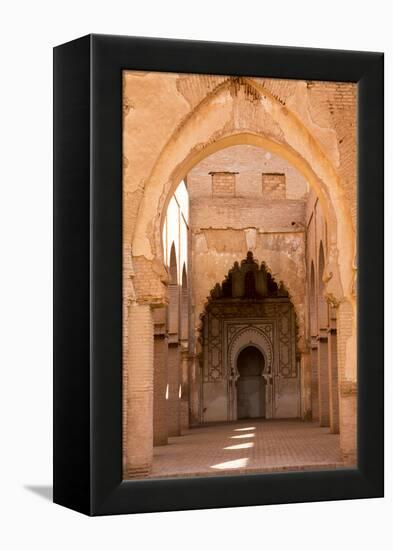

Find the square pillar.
[
  {"left": 167, "top": 341, "right": 181, "bottom": 436},
  {"left": 328, "top": 326, "right": 340, "bottom": 433},
  {"left": 300, "top": 352, "right": 312, "bottom": 421},
  {"left": 180, "top": 345, "right": 189, "bottom": 431},
  {"left": 188, "top": 352, "right": 201, "bottom": 426},
  {"left": 311, "top": 336, "right": 319, "bottom": 421},
  {"left": 153, "top": 333, "right": 168, "bottom": 446},
  {"left": 153, "top": 308, "right": 169, "bottom": 446},
  {"left": 339, "top": 381, "right": 357, "bottom": 465},
  {"left": 336, "top": 299, "right": 357, "bottom": 465},
  {"left": 317, "top": 331, "right": 330, "bottom": 427},
  {"left": 124, "top": 303, "right": 154, "bottom": 478}
]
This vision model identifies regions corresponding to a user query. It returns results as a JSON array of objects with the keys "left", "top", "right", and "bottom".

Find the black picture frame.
[{"left": 53, "top": 34, "right": 384, "bottom": 516}]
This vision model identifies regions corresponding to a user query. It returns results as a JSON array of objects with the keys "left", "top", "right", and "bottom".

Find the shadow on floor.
[{"left": 24, "top": 485, "right": 52, "bottom": 501}]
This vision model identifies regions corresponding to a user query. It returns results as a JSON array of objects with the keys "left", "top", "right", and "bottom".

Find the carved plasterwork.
[
  {"left": 202, "top": 299, "right": 296, "bottom": 382},
  {"left": 227, "top": 323, "right": 274, "bottom": 378},
  {"left": 201, "top": 254, "right": 298, "bottom": 390}
]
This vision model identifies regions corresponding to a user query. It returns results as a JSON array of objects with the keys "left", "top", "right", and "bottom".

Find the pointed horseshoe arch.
[
  {"left": 131, "top": 77, "right": 354, "bottom": 302},
  {"left": 228, "top": 327, "right": 274, "bottom": 378}
]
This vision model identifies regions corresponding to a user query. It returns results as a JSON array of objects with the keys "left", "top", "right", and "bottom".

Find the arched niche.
[
  {"left": 200, "top": 253, "right": 297, "bottom": 421},
  {"left": 236, "top": 346, "right": 267, "bottom": 420},
  {"left": 180, "top": 262, "right": 189, "bottom": 342},
  {"left": 169, "top": 241, "right": 178, "bottom": 285},
  {"left": 229, "top": 327, "right": 273, "bottom": 378},
  {"left": 181, "top": 263, "right": 187, "bottom": 289}
]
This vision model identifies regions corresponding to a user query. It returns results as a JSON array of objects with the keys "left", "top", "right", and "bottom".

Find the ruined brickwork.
[
  {"left": 122, "top": 72, "right": 357, "bottom": 477},
  {"left": 211, "top": 172, "right": 236, "bottom": 197},
  {"left": 262, "top": 173, "right": 286, "bottom": 199}
]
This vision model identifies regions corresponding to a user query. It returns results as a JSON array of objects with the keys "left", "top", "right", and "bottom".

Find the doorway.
[{"left": 237, "top": 346, "right": 266, "bottom": 419}]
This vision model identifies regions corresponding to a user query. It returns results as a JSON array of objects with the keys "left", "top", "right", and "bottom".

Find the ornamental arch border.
[{"left": 228, "top": 326, "right": 274, "bottom": 380}]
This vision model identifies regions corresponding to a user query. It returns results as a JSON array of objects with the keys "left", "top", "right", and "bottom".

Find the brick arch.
[
  {"left": 131, "top": 77, "right": 354, "bottom": 305},
  {"left": 128, "top": 75, "right": 357, "bottom": 402},
  {"left": 123, "top": 74, "right": 358, "bottom": 470}
]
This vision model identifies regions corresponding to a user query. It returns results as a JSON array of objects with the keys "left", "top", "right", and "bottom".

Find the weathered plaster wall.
[
  {"left": 190, "top": 207, "right": 306, "bottom": 335},
  {"left": 187, "top": 145, "right": 308, "bottom": 344}
]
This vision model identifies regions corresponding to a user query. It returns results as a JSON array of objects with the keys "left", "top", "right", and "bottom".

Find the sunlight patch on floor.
[
  {"left": 211, "top": 457, "right": 249, "bottom": 470},
  {"left": 223, "top": 442, "right": 254, "bottom": 450}
]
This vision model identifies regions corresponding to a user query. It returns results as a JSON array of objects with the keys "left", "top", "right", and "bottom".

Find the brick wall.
[
  {"left": 132, "top": 255, "right": 167, "bottom": 305},
  {"left": 306, "top": 81, "right": 357, "bottom": 226},
  {"left": 188, "top": 145, "right": 308, "bottom": 200},
  {"left": 191, "top": 197, "right": 305, "bottom": 231},
  {"left": 210, "top": 172, "right": 236, "bottom": 197},
  {"left": 262, "top": 173, "right": 286, "bottom": 199}
]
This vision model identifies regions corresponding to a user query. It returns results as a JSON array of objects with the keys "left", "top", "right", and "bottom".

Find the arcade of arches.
[{"left": 122, "top": 71, "right": 357, "bottom": 478}]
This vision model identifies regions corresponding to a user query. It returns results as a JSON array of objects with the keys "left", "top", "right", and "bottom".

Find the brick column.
[
  {"left": 167, "top": 280, "right": 181, "bottom": 437},
  {"left": 311, "top": 337, "right": 319, "bottom": 421},
  {"left": 336, "top": 300, "right": 357, "bottom": 465},
  {"left": 328, "top": 326, "right": 340, "bottom": 433},
  {"left": 180, "top": 345, "right": 190, "bottom": 431},
  {"left": 339, "top": 382, "right": 357, "bottom": 464},
  {"left": 167, "top": 342, "right": 181, "bottom": 436},
  {"left": 188, "top": 353, "right": 201, "bottom": 426},
  {"left": 180, "top": 279, "right": 189, "bottom": 432},
  {"left": 300, "top": 351, "right": 312, "bottom": 421},
  {"left": 317, "top": 331, "right": 330, "bottom": 427},
  {"left": 152, "top": 308, "right": 168, "bottom": 446},
  {"left": 153, "top": 333, "right": 168, "bottom": 446},
  {"left": 125, "top": 303, "right": 154, "bottom": 478}
]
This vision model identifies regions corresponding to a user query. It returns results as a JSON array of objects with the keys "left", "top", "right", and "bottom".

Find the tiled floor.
[{"left": 150, "top": 419, "right": 345, "bottom": 478}]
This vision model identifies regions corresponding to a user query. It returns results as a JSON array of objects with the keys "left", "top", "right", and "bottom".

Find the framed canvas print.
[{"left": 53, "top": 34, "right": 384, "bottom": 516}]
